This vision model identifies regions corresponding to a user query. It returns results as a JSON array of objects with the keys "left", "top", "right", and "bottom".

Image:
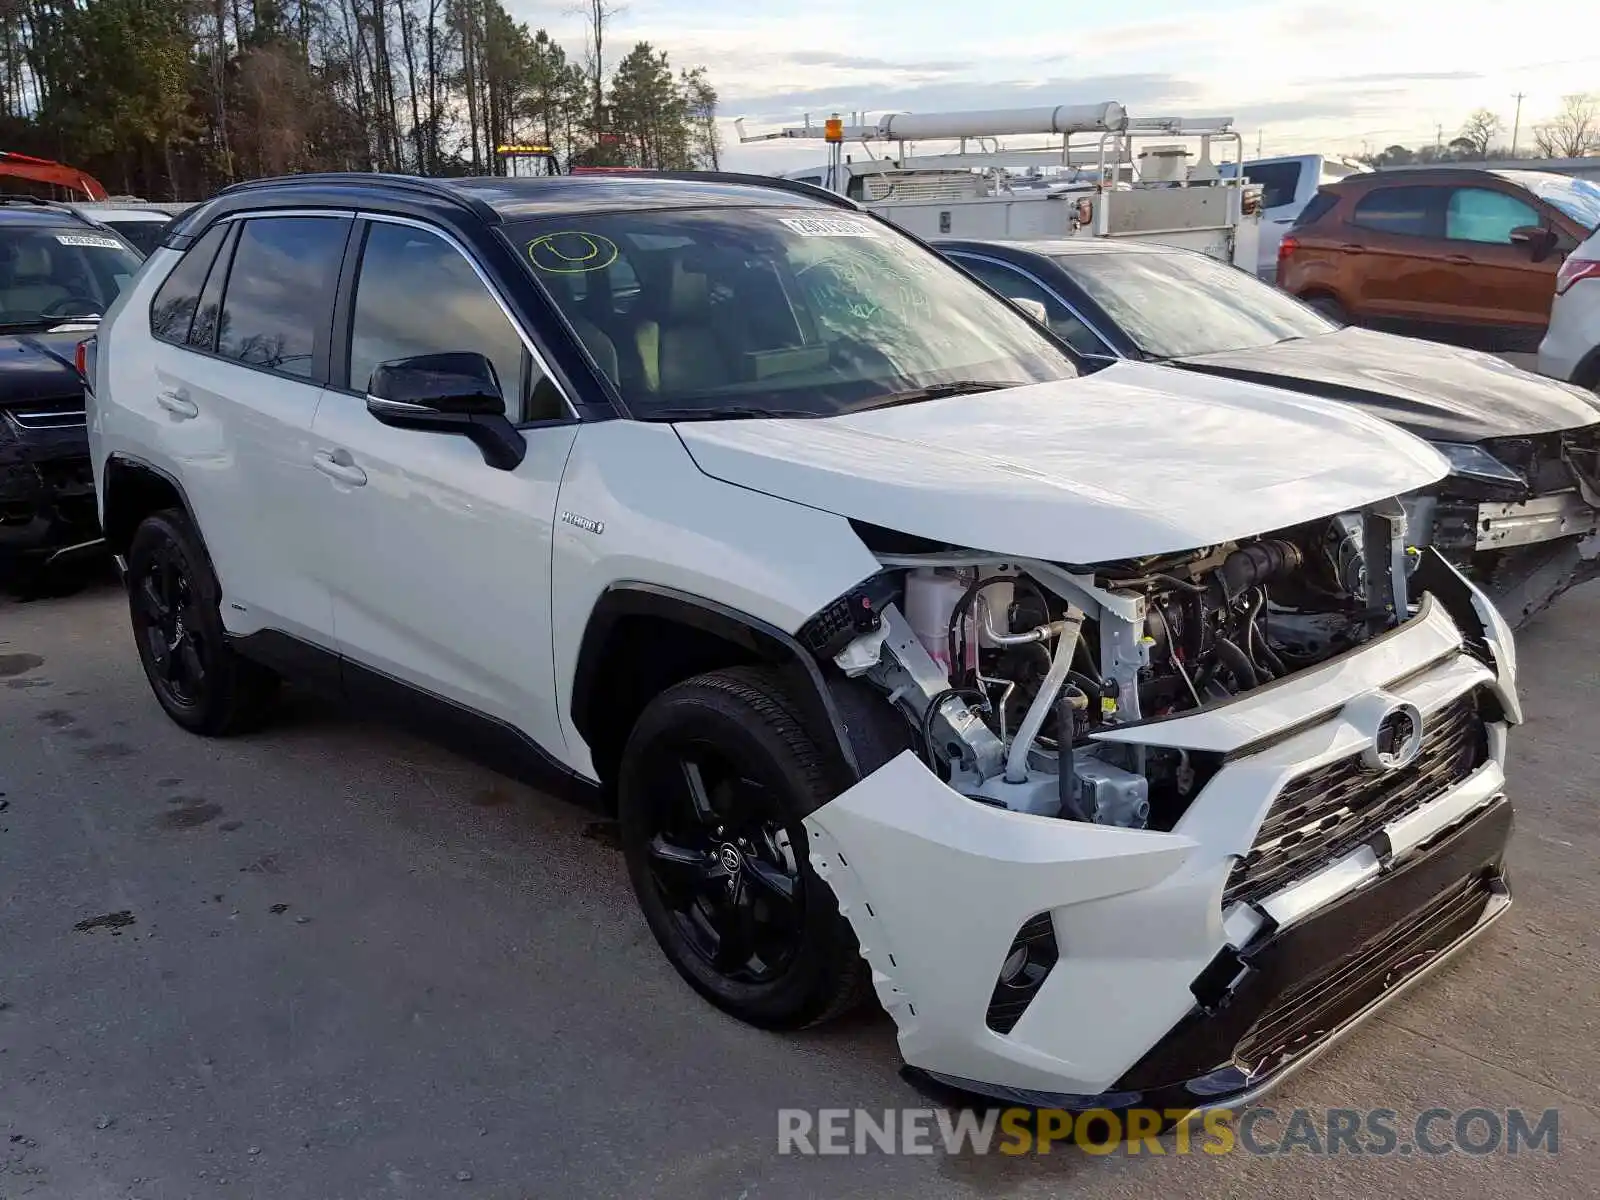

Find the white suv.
[
  {"left": 1540, "top": 226, "right": 1600, "bottom": 391},
  {"left": 84, "top": 172, "right": 1521, "bottom": 1113}
]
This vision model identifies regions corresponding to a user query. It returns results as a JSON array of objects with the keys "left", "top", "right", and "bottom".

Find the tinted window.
[
  {"left": 953, "top": 255, "right": 1110, "bottom": 356},
  {"left": 217, "top": 216, "right": 348, "bottom": 379},
  {"left": 348, "top": 222, "right": 553, "bottom": 421},
  {"left": 1244, "top": 163, "right": 1301, "bottom": 211},
  {"left": 1351, "top": 186, "right": 1438, "bottom": 238},
  {"left": 511, "top": 207, "right": 1076, "bottom": 420},
  {"left": 1051, "top": 249, "right": 1335, "bottom": 358},
  {"left": 1445, "top": 188, "right": 1540, "bottom": 244},
  {"left": 1292, "top": 190, "right": 1340, "bottom": 228},
  {"left": 150, "top": 223, "right": 227, "bottom": 344},
  {"left": 107, "top": 219, "right": 169, "bottom": 256}
]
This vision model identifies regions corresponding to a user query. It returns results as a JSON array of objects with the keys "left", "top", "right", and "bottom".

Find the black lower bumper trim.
[{"left": 910, "top": 796, "right": 1513, "bottom": 1114}]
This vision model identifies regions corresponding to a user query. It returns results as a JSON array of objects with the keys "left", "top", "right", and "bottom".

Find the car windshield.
[
  {"left": 1511, "top": 173, "right": 1600, "bottom": 233},
  {"left": 0, "top": 224, "right": 142, "bottom": 330},
  {"left": 1051, "top": 249, "right": 1336, "bottom": 358},
  {"left": 507, "top": 206, "right": 1077, "bottom": 419}
]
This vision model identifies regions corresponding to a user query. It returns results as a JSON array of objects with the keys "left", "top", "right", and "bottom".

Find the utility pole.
[
  {"left": 1256, "top": 128, "right": 1263, "bottom": 156},
  {"left": 1435, "top": 123, "right": 1443, "bottom": 154},
  {"left": 1510, "top": 92, "right": 1526, "bottom": 158}
]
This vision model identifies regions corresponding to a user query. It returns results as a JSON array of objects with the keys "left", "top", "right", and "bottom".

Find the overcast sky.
[{"left": 517, "top": 0, "right": 1596, "bottom": 172}]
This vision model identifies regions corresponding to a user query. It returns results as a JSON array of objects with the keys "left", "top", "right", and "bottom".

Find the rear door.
[
  {"left": 1439, "top": 185, "right": 1558, "bottom": 338},
  {"left": 145, "top": 213, "right": 350, "bottom": 644},
  {"left": 1341, "top": 184, "right": 1447, "bottom": 323}
]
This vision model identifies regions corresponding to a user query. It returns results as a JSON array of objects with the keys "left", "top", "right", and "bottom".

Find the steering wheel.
[{"left": 41, "top": 296, "right": 101, "bottom": 319}]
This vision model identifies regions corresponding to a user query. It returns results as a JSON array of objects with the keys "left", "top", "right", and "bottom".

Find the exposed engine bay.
[{"left": 817, "top": 501, "right": 1413, "bottom": 831}]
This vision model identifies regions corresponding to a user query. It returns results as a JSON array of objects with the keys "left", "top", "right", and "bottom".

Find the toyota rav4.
[{"left": 85, "top": 172, "right": 1521, "bottom": 1113}]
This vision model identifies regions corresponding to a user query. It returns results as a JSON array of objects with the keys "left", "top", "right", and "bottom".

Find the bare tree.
[
  {"left": 1455, "top": 108, "right": 1502, "bottom": 159},
  {"left": 573, "top": 0, "right": 621, "bottom": 144},
  {"left": 1534, "top": 93, "right": 1600, "bottom": 159}
]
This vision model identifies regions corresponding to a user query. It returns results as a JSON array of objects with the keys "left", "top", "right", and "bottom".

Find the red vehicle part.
[{"left": 0, "top": 151, "right": 109, "bottom": 201}]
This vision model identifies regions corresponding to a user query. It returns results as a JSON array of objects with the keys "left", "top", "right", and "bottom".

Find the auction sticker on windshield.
[
  {"left": 780, "top": 217, "right": 880, "bottom": 238},
  {"left": 55, "top": 234, "right": 124, "bottom": 249}
]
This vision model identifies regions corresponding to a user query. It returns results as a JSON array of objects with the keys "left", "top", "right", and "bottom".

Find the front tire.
[
  {"left": 126, "top": 508, "right": 278, "bottom": 735},
  {"left": 617, "top": 666, "right": 869, "bottom": 1030},
  {"left": 1304, "top": 294, "right": 1349, "bottom": 325}
]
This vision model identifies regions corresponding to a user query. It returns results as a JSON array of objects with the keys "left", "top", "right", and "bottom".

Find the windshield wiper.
[
  {"left": 646, "top": 406, "right": 822, "bottom": 421},
  {"left": 857, "top": 380, "right": 1020, "bottom": 412}
]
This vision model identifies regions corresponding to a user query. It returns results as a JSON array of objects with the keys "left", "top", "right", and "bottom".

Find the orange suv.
[{"left": 1277, "top": 168, "right": 1600, "bottom": 352}]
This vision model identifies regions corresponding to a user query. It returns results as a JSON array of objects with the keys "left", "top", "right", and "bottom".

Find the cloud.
[
  {"left": 723, "top": 73, "right": 1202, "bottom": 123},
  {"left": 784, "top": 50, "right": 969, "bottom": 73}
]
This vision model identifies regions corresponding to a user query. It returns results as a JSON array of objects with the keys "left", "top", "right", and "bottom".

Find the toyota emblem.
[
  {"left": 1368, "top": 703, "right": 1424, "bottom": 772},
  {"left": 718, "top": 843, "right": 742, "bottom": 873}
]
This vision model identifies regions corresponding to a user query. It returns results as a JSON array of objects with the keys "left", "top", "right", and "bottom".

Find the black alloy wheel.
[
  {"left": 126, "top": 509, "right": 277, "bottom": 735},
  {"left": 618, "top": 666, "right": 869, "bottom": 1029}
]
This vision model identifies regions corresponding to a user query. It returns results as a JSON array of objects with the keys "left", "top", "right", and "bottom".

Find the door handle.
[
  {"left": 1445, "top": 254, "right": 1473, "bottom": 265},
  {"left": 155, "top": 389, "right": 198, "bottom": 419},
  {"left": 312, "top": 449, "right": 368, "bottom": 487},
  {"left": 1339, "top": 243, "right": 1366, "bottom": 255}
]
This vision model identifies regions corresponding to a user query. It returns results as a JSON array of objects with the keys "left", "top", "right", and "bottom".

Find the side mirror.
[
  {"left": 1012, "top": 297, "right": 1049, "bottom": 325},
  {"left": 1509, "top": 225, "right": 1557, "bottom": 263},
  {"left": 366, "top": 351, "right": 526, "bottom": 471}
]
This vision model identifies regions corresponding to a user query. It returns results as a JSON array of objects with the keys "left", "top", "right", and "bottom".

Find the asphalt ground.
[{"left": 1, "top": 574, "right": 1597, "bottom": 1199}]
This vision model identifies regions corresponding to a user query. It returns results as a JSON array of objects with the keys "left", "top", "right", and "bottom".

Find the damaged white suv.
[{"left": 85, "top": 172, "right": 1520, "bottom": 1112}]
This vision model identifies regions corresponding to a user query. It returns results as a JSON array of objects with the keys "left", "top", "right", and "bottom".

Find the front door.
[
  {"left": 306, "top": 217, "right": 578, "bottom": 755},
  {"left": 1439, "top": 185, "right": 1561, "bottom": 339}
]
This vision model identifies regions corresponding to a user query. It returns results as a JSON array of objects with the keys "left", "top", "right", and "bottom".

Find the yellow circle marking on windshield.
[{"left": 526, "top": 232, "right": 619, "bottom": 273}]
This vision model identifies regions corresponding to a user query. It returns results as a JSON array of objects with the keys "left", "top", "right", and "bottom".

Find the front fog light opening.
[{"left": 985, "top": 912, "right": 1060, "bottom": 1034}]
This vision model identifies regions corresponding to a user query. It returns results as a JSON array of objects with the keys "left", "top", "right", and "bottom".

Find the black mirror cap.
[
  {"left": 1509, "top": 224, "right": 1558, "bottom": 261},
  {"left": 367, "top": 351, "right": 506, "bottom": 417}
]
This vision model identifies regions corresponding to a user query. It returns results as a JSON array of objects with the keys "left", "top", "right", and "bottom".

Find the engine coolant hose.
[{"left": 1005, "top": 606, "right": 1085, "bottom": 784}]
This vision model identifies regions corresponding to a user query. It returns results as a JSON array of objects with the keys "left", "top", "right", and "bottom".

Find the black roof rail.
[
  {"left": 214, "top": 171, "right": 500, "bottom": 221},
  {"left": 592, "top": 170, "right": 861, "bottom": 209}
]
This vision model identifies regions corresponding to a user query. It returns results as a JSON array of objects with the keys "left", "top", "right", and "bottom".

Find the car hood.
[
  {"left": 674, "top": 361, "right": 1448, "bottom": 563},
  {"left": 1170, "top": 326, "right": 1600, "bottom": 443},
  {"left": 0, "top": 329, "right": 89, "bottom": 409}
]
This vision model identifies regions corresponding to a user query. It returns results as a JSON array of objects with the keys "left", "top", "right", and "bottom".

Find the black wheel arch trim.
[
  {"left": 100, "top": 453, "right": 210, "bottom": 559},
  {"left": 570, "top": 582, "right": 864, "bottom": 782}
]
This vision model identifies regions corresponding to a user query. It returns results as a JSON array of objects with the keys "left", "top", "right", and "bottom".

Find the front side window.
[
  {"left": 0, "top": 224, "right": 142, "bottom": 331},
  {"left": 347, "top": 222, "right": 553, "bottom": 420},
  {"left": 1445, "top": 188, "right": 1540, "bottom": 244},
  {"left": 951, "top": 255, "right": 1110, "bottom": 356},
  {"left": 217, "top": 216, "right": 349, "bottom": 379},
  {"left": 1351, "top": 186, "right": 1439, "bottom": 238},
  {"left": 509, "top": 206, "right": 1076, "bottom": 419},
  {"left": 1051, "top": 249, "right": 1336, "bottom": 359}
]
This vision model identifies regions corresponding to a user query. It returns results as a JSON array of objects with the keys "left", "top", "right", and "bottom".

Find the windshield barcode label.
[
  {"left": 780, "top": 217, "right": 880, "bottom": 238},
  {"left": 55, "top": 234, "right": 124, "bottom": 248}
]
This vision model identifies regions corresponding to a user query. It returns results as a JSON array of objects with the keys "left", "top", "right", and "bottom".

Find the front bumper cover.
[
  {"left": 917, "top": 796, "right": 1510, "bottom": 1114},
  {"left": 805, "top": 563, "right": 1519, "bottom": 1110}
]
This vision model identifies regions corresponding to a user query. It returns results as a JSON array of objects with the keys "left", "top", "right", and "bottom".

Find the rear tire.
[
  {"left": 617, "top": 665, "right": 869, "bottom": 1030},
  {"left": 1304, "top": 294, "right": 1349, "bottom": 325},
  {"left": 126, "top": 508, "right": 278, "bottom": 735}
]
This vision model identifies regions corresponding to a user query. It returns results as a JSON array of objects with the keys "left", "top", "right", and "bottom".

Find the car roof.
[
  {"left": 167, "top": 171, "right": 857, "bottom": 250},
  {"left": 224, "top": 171, "right": 848, "bottom": 218},
  {"left": 1321, "top": 167, "right": 1514, "bottom": 191},
  {"left": 73, "top": 207, "right": 173, "bottom": 222},
  {"left": 0, "top": 200, "right": 98, "bottom": 228}
]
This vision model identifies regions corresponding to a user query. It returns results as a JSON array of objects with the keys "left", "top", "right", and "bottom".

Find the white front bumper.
[{"left": 805, "top": 584, "right": 1520, "bottom": 1102}]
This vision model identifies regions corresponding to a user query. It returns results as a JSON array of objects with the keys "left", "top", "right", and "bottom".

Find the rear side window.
[
  {"left": 149, "top": 224, "right": 228, "bottom": 344},
  {"left": 1292, "top": 190, "right": 1340, "bottom": 228},
  {"left": 1244, "top": 162, "right": 1302, "bottom": 211},
  {"left": 217, "top": 216, "right": 349, "bottom": 379},
  {"left": 1351, "top": 186, "right": 1439, "bottom": 238}
]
